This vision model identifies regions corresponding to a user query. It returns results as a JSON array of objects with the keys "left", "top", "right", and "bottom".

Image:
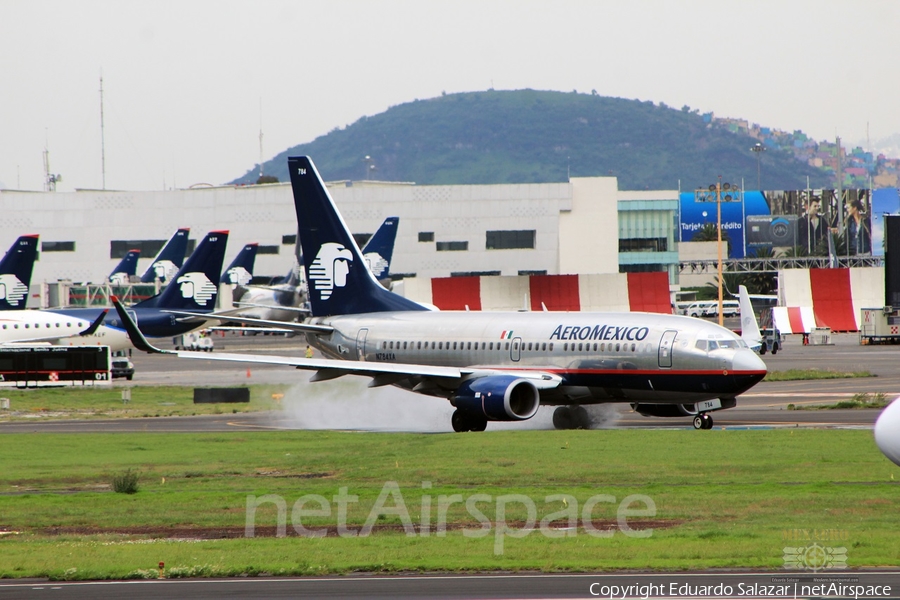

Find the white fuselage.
[
  {"left": 306, "top": 310, "right": 766, "bottom": 404},
  {"left": 0, "top": 310, "right": 130, "bottom": 350}
]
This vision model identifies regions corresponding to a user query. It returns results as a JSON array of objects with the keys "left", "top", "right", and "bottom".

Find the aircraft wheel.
[
  {"left": 701, "top": 413, "right": 713, "bottom": 429},
  {"left": 553, "top": 407, "right": 575, "bottom": 430},
  {"left": 451, "top": 410, "right": 469, "bottom": 433},
  {"left": 571, "top": 405, "right": 591, "bottom": 429},
  {"left": 693, "top": 415, "right": 704, "bottom": 430},
  {"left": 470, "top": 417, "right": 488, "bottom": 432}
]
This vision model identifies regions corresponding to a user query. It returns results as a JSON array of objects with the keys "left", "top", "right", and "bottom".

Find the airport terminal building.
[{"left": 0, "top": 176, "right": 680, "bottom": 303}]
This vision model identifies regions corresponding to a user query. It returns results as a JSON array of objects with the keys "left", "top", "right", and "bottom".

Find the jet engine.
[{"left": 452, "top": 375, "right": 540, "bottom": 421}]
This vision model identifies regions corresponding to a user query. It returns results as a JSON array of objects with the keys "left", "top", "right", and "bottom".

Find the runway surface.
[{"left": 2, "top": 571, "right": 898, "bottom": 599}]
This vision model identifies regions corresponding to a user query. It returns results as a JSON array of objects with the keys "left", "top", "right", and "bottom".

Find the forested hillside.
[{"left": 233, "top": 90, "right": 832, "bottom": 190}]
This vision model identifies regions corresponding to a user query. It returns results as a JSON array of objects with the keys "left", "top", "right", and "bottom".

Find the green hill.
[{"left": 233, "top": 89, "right": 832, "bottom": 190}]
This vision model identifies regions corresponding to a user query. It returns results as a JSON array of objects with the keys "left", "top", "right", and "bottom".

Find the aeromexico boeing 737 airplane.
[
  {"left": 0, "top": 231, "right": 228, "bottom": 351},
  {"left": 114, "top": 156, "right": 767, "bottom": 431}
]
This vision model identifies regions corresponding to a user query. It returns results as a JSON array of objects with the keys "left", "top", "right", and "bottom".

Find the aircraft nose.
[
  {"left": 874, "top": 397, "right": 900, "bottom": 467},
  {"left": 732, "top": 348, "right": 766, "bottom": 373}
]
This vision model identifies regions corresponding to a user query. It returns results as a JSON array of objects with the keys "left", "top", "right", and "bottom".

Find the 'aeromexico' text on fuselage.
[{"left": 549, "top": 324, "right": 650, "bottom": 342}]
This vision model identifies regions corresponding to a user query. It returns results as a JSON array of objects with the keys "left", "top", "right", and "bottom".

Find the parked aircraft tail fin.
[
  {"left": 140, "top": 227, "right": 190, "bottom": 283},
  {"left": 135, "top": 231, "right": 229, "bottom": 311},
  {"left": 220, "top": 243, "right": 258, "bottom": 285},
  {"left": 739, "top": 285, "right": 762, "bottom": 352},
  {"left": 362, "top": 217, "right": 399, "bottom": 281},
  {"left": 288, "top": 156, "right": 426, "bottom": 317},
  {"left": 0, "top": 234, "right": 39, "bottom": 310},
  {"left": 109, "top": 249, "right": 141, "bottom": 285}
]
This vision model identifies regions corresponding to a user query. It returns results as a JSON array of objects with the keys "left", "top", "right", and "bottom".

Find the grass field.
[
  {"left": 0, "top": 429, "right": 897, "bottom": 580},
  {"left": 0, "top": 385, "right": 285, "bottom": 420}
]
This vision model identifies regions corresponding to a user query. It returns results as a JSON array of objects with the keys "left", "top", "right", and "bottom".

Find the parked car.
[{"left": 111, "top": 357, "right": 135, "bottom": 380}]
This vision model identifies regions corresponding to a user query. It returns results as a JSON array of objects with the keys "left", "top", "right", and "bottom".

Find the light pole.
[
  {"left": 362, "top": 155, "right": 375, "bottom": 180},
  {"left": 695, "top": 178, "right": 741, "bottom": 326},
  {"left": 751, "top": 143, "right": 765, "bottom": 190}
]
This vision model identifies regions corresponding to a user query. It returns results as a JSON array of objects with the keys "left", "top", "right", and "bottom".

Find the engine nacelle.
[
  {"left": 452, "top": 375, "right": 540, "bottom": 421},
  {"left": 630, "top": 403, "right": 699, "bottom": 418}
]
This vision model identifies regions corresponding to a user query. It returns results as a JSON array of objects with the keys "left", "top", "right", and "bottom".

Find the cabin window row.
[
  {"left": 381, "top": 340, "right": 528, "bottom": 351},
  {"left": 1, "top": 322, "right": 82, "bottom": 330},
  {"left": 377, "top": 340, "right": 643, "bottom": 353}
]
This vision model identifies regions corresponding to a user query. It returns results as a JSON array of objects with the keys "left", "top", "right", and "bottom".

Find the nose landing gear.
[{"left": 693, "top": 413, "right": 713, "bottom": 430}]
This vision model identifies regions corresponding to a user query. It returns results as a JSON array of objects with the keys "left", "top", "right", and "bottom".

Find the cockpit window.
[{"left": 697, "top": 336, "right": 748, "bottom": 351}]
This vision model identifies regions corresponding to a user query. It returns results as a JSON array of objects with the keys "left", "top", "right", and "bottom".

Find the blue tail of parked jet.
[
  {"left": 288, "top": 156, "right": 426, "bottom": 317},
  {"left": 140, "top": 227, "right": 190, "bottom": 283},
  {"left": 109, "top": 249, "right": 141, "bottom": 285},
  {"left": 0, "top": 234, "right": 39, "bottom": 310},
  {"left": 362, "top": 217, "right": 399, "bottom": 282},
  {"left": 220, "top": 243, "right": 258, "bottom": 285},
  {"left": 135, "top": 231, "right": 229, "bottom": 311}
]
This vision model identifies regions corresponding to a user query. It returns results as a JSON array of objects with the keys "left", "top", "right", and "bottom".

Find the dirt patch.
[{"left": 33, "top": 520, "right": 682, "bottom": 539}]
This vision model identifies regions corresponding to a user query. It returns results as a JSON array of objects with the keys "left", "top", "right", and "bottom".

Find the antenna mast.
[
  {"left": 43, "top": 131, "right": 61, "bottom": 192},
  {"left": 99, "top": 74, "right": 107, "bottom": 189},
  {"left": 258, "top": 98, "right": 264, "bottom": 179}
]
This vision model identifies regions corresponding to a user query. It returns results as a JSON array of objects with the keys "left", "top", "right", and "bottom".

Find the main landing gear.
[
  {"left": 552, "top": 405, "right": 592, "bottom": 430},
  {"left": 693, "top": 413, "right": 714, "bottom": 430},
  {"left": 451, "top": 409, "right": 487, "bottom": 433}
]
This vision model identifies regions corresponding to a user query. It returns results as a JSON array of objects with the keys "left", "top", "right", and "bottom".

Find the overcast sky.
[{"left": 2, "top": 0, "right": 898, "bottom": 191}]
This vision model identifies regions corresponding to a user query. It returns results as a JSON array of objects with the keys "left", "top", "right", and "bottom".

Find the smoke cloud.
[{"left": 272, "top": 377, "right": 622, "bottom": 432}]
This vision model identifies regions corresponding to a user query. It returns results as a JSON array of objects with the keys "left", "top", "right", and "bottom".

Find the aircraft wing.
[
  {"left": 113, "top": 298, "right": 560, "bottom": 389},
  {"left": 162, "top": 309, "right": 333, "bottom": 335},
  {"left": 234, "top": 301, "right": 310, "bottom": 316}
]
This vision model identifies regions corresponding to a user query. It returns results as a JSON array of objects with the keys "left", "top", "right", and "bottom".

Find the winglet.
[
  {"left": 79, "top": 309, "right": 109, "bottom": 337},
  {"left": 110, "top": 296, "right": 172, "bottom": 354}
]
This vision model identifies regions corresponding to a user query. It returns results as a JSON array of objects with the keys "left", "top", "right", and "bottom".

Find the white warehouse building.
[{"left": 0, "top": 176, "right": 679, "bottom": 300}]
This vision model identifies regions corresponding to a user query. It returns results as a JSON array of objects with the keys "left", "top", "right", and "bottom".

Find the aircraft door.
[
  {"left": 356, "top": 328, "right": 368, "bottom": 361},
  {"left": 510, "top": 337, "right": 522, "bottom": 362},
  {"left": 658, "top": 330, "right": 677, "bottom": 368}
]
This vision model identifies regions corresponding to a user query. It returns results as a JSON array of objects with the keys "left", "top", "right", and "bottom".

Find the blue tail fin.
[
  {"left": 109, "top": 249, "right": 141, "bottom": 284},
  {"left": 361, "top": 217, "right": 399, "bottom": 281},
  {"left": 220, "top": 243, "right": 258, "bottom": 285},
  {"left": 288, "top": 156, "right": 425, "bottom": 317},
  {"left": 0, "top": 234, "right": 39, "bottom": 310},
  {"left": 135, "top": 231, "right": 229, "bottom": 310},
  {"left": 140, "top": 227, "right": 190, "bottom": 283}
]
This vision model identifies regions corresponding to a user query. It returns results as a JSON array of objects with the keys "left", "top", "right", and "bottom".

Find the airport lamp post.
[
  {"left": 695, "top": 179, "right": 741, "bottom": 326},
  {"left": 751, "top": 143, "right": 765, "bottom": 190}
]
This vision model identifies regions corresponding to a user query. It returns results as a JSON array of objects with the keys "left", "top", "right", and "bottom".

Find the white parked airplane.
[
  {"left": 874, "top": 398, "right": 900, "bottom": 467},
  {"left": 114, "top": 156, "right": 768, "bottom": 432}
]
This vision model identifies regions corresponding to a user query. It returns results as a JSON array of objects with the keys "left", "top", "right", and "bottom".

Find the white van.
[
  {"left": 684, "top": 301, "right": 716, "bottom": 318},
  {"left": 703, "top": 300, "right": 740, "bottom": 318}
]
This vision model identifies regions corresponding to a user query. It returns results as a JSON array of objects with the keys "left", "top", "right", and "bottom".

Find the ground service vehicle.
[{"left": 0, "top": 345, "right": 110, "bottom": 387}]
